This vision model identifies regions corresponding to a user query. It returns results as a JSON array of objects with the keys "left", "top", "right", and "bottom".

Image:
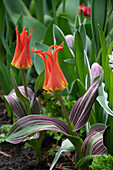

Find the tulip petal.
[{"left": 11, "top": 26, "right": 33, "bottom": 69}]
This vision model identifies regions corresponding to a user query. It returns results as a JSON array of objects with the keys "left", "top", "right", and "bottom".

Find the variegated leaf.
[
  {"left": 6, "top": 115, "right": 71, "bottom": 144},
  {"left": 70, "top": 79, "right": 99, "bottom": 131},
  {"left": 3, "top": 86, "right": 40, "bottom": 118},
  {"left": 82, "top": 124, "right": 107, "bottom": 156}
]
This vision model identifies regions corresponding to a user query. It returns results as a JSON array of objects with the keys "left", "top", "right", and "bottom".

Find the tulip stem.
[
  {"left": 57, "top": 94, "right": 72, "bottom": 133},
  {"left": 21, "top": 69, "right": 28, "bottom": 98}
]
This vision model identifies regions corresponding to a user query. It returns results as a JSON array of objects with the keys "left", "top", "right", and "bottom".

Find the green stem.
[
  {"left": 29, "top": 131, "right": 45, "bottom": 162},
  {"left": 63, "top": 0, "right": 65, "bottom": 13},
  {"left": 21, "top": 69, "right": 28, "bottom": 98},
  {"left": 57, "top": 94, "right": 72, "bottom": 133}
]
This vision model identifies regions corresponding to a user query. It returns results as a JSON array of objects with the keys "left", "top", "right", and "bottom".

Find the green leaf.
[
  {"left": 10, "top": 69, "right": 30, "bottom": 105},
  {"left": 43, "top": 21, "right": 54, "bottom": 46},
  {"left": 14, "top": 14, "right": 46, "bottom": 43},
  {"left": 50, "top": 139, "right": 75, "bottom": 170},
  {"left": 84, "top": 50, "right": 91, "bottom": 89},
  {"left": 4, "top": 0, "right": 31, "bottom": 16},
  {"left": 57, "top": 0, "right": 79, "bottom": 14},
  {"left": 35, "top": 70, "right": 44, "bottom": 93},
  {"left": 91, "top": 0, "right": 107, "bottom": 54},
  {"left": 76, "top": 155, "right": 94, "bottom": 170},
  {"left": 98, "top": 25, "right": 107, "bottom": 81},
  {"left": 90, "top": 39, "right": 96, "bottom": 66},
  {"left": 63, "top": 59, "right": 75, "bottom": 65},
  {"left": 0, "top": 28, "right": 12, "bottom": 57},
  {"left": 69, "top": 79, "right": 86, "bottom": 100},
  {"left": 57, "top": 16, "right": 73, "bottom": 35},
  {"left": 105, "top": 41, "right": 113, "bottom": 92},
  {"left": 0, "top": 62, "right": 12, "bottom": 94},
  {"left": 75, "top": 30, "right": 87, "bottom": 85},
  {"left": 35, "top": 0, "right": 44, "bottom": 23},
  {"left": 59, "top": 13, "right": 76, "bottom": 24},
  {"left": 80, "top": 23, "right": 86, "bottom": 50}
]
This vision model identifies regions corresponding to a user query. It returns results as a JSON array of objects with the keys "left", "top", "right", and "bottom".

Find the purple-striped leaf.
[
  {"left": 6, "top": 115, "right": 71, "bottom": 144},
  {"left": 70, "top": 79, "right": 99, "bottom": 131},
  {"left": 82, "top": 124, "right": 107, "bottom": 156},
  {"left": 3, "top": 86, "right": 40, "bottom": 118}
]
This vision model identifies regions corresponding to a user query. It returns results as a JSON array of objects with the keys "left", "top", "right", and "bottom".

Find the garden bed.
[{"left": 0, "top": 92, "right": 75, "bottom": 170}]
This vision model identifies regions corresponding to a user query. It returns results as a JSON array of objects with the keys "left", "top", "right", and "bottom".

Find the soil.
[{"left": 0, "top": 91, "right": 75, "bottom": 170}]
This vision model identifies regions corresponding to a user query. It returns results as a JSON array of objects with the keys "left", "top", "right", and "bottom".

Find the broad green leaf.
[
  {"left": 35, "top": 70, "right": 44, "bottom": 93},
  {"left": 3, "top": 12, "right": 47, "bottom": 69},
  {"left": 75, "top": 30, "right": 87, "bottom": 85},
  {"left": 4, "top": 12, "right": 47, "bottom": 47},
  {"left": 53, "top": 25, "right": 77, "bottom": 89},
  {"left": 50, "top": 139, "right": 75, "bottom": 170},
  {"left": 57, "top": 0, "right": 79, "bottom": 14},
  {"left": 91, "top": 0, "right": 107, "bottom": 54},
  {"left": 4, "top": 0, "right": 31, "bottom": 16}
]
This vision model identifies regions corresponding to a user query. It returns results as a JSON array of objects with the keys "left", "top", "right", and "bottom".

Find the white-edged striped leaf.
[
  {"left": 6, "top": 115, "right": 71, "bottom": 144},
  {"left": 3, "top": 86, "right": 40, "bottom": 118},
  {"left": 82, "top": 124, "right": 107, "bottom": 156},
  {"left": 50, "top": 139, "right": 75, "bottom": 170},
  {"left": 70, "top": 79, "right": 99, "bottom": 131}
]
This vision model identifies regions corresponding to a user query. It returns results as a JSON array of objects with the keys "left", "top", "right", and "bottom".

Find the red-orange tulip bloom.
[
  {"left": 31, "top": 42, "right": 68, "bottom": 92},
  {"left": 11, "top": 26, "right": 33, "bottom": 69}
]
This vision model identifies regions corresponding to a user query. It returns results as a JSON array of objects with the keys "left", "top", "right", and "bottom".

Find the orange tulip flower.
[
  {"left": 11, "top": 26, "right": 33, "bottom": 69},
  {"left": 31, "top": 42, "right": 68, "bottom": 92}
]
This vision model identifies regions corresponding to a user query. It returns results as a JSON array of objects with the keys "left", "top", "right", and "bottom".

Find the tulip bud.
[
  {"left": 65, "top": 35, "right": 74, "bottom": 49},
  {"left": 91, "top": 62, "right": 103, "bottom": 84}
]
